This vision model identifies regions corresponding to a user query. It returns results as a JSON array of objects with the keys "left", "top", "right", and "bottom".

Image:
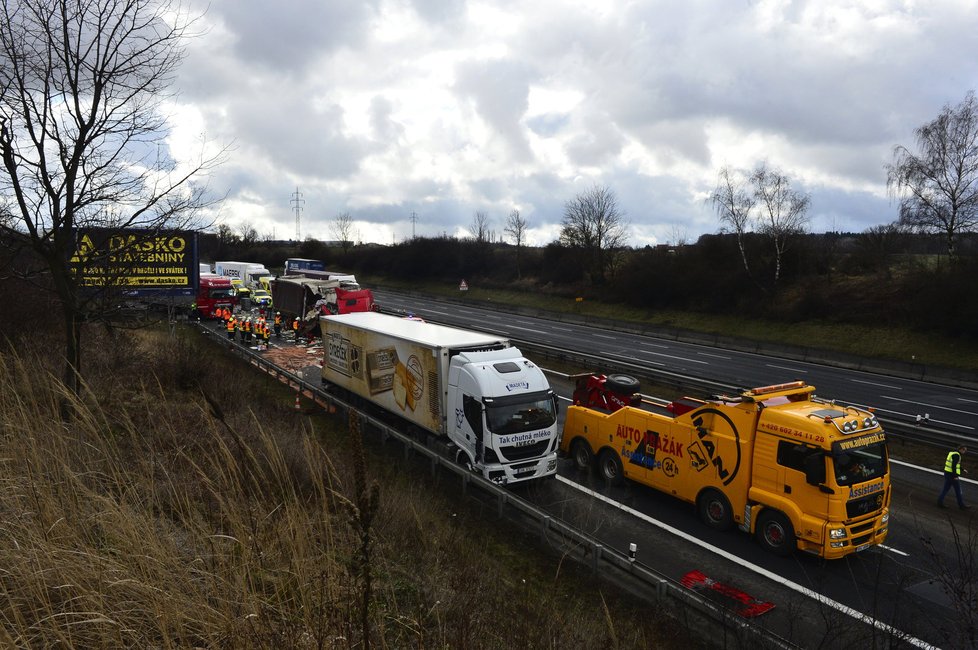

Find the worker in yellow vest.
[
  {"left": 225, "top": 315, "right": 236, "bottom": 340},
  {"left": 262, "top": 322, "right": 271, "bottom": 349},
  {"left": 243, "top": 317, "right": 251, "bottom": 343},
  {"left": 274, "top": 312, "right": 282, "bottom": 339}
]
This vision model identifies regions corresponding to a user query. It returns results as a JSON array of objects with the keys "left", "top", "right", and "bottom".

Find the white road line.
[
  {"left": 765, "top": 364, "right": 808, "bottom": 373},
  {"left": 877, "top": 544, "right": 910, "bottom": 557},
  {"left": 881, "top": 395, "right": 978, "bottom": 418},
  {"left": 593, "top": 333, "right": 617, "bottom": 340},
  {"left": 638, "top": 341, "right": 669, "bottom": 349},
  {"left": 507, "top": 326, "right": 551, "bottom": 335},
  {"left": 697, "top": 352, "right": 731, "bottom": 360},
  {"left": 639, "top": 351, "right": 709, "bottom": 364},
  {"left": 551, "top": 326, "right": 574, "bottom": 332},
  {"left": 850, "top": 378, "right": 903, "bottom": 390},
  {"left": 959, "top": 397, "right": 978, "bottom": 404},
  {"left": 556, "top": 476, "right": 936, "bottom": 650},
  {"left": 874, "top": 407, "right": 973, "bottom": 431},
  {"left": 605, "top": 352, "right": 665, "bottom": 367},
  {"left": 890, "top": 458, "right": 978, "bottom": 486}
]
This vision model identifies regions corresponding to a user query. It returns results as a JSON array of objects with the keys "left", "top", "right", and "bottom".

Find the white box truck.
[
  {"left": 321, "top": 312, "right": 559, "bottom": 484},
  {"left": 214, "top": 261, "right": 274, "bottom": 290}
]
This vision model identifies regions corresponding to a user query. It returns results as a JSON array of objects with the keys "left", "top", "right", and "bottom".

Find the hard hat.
[{"left": 276, "top": 311, "right": 280, "bottom": 315}]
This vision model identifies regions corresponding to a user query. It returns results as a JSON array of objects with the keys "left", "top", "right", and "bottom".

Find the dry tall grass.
[{"left": 0, "top": 325, "right": 692, "bottom": 648}]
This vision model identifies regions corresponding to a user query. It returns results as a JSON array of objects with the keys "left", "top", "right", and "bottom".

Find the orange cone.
[{"left": 294, "top": 393, "right": 301, "bottom": 411}]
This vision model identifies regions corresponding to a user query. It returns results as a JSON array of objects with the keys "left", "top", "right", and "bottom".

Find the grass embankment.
[
  {"left": 0, "top": 325, "right": 692, "bottom": 648},
  {"left": 365, "top": 277, "right": 978, "bottom": 371}
]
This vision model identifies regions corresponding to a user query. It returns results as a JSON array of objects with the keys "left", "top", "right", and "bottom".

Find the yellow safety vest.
[
  {"left": 945, "top": 451, "right": 963, "bottom": 475},
  {"left": 226, "top": 319, "right": 236, "bottom": 333}
]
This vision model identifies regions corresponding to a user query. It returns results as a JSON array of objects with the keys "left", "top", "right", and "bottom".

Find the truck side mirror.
[{"left": 804, "top": 452, "right": 826, "bottom": 486}]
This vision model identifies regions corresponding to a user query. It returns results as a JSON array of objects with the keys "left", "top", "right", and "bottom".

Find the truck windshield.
[
  {"left": 832, "top": 442, "right": 887, "bottom": 486},
  {"left": 485, "top": 392, "right": 556, "bottom": 435},
  {"left": 208, "top": 288, "right": 234, "bottom": 299}
]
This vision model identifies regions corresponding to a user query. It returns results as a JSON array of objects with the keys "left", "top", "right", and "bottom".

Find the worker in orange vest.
[
  {"left": 225, "top": 315, "right": 236, "bottom": 340},
  {"left": 292, "top": 317, "right": 300, "bottom": 344},
  {"left": 262, "top": 321, "right": 271, "bottom": 349},
  {"left": 274, "top": 312, "right": 282, "bottom": 339},
  {"left": 243, "top": 317, "right": 251, "bottom": 343}
]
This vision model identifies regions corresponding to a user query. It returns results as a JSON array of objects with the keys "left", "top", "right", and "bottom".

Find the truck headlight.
[
  {"left": 881, "top": 512, "right": 889, "bottom": 524},
  {"left": 829, "top": 528, "right": 846, "bottom": 539}
]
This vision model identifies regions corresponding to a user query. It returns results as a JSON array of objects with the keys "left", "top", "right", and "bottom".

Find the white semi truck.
[
  {"left": 321, "top": 312, "right": 560, "bottom": 484},
  {"left": 214, "top": 261, "right": 274, "bottom": 290}
]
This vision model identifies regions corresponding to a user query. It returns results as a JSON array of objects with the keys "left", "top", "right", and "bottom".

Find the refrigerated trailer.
[{"left": 321, "top": 312, "right": 559, "bottom": 484}]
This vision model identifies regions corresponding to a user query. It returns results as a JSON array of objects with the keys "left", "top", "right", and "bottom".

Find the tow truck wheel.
[
  {"left": 698, "top": 489, "right": 734, "bottom": 531},
  {"left": 597, "top": 449, "right": 625, "bottom": 487},
  {"left": 606, "top": 374, "right": 640, "bottom": 394},
  {"left": 571, "top": 439, "right": 593, "bottom": 472},
  {"left": 756, "top": 510, "right": 795, "bottom": 556}
]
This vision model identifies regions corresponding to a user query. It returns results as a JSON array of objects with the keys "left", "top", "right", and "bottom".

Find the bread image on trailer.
[{"left": 320, "top": 312, "right": 560, "bottom": 484}]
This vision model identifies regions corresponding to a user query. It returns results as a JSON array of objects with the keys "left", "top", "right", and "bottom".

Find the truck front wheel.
[
  {"left": 571, "top": 439, "right": 593, "bottom": 472},
  {"left": 698, "top": 489, "right": 734, "bottom": 531},
  {"left": 597, "top": 449, "right": 625, "bottom": 487},
  {"left": 756, "top": 510, "right": 795, "bottom": 556}
]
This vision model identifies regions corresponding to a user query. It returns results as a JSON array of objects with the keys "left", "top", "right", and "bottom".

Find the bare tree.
[
  {"left": 471, "top": 211, "right": 491, "bottom": 243},
  {"left": 560, "top": 184, "right": 629, "bottom": 283},
  {"left": 330, "top": 212, "right": 355, "bottom": 251},
  {"left": 504, "top": 209, "right": 528, "bottom": 278},
  {"left": 711, "top": 166, "right": 756, "bottom": 278},
  {"left": 886, "top": 91, "right": 978, "bottom": 258},
  {"left": 239, "top": 221, "right": 259, "bottom": 246},
  {"left": 0, "top": 0, "right": 221, "bottom": 405},
  {"left": 750, "top": 164, "right": 811, "bottom": 285}
]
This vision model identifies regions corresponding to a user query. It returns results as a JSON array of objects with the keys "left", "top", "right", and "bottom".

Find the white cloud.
[{"left": 167, "top": 0, "right": 978, "bottom": 245}]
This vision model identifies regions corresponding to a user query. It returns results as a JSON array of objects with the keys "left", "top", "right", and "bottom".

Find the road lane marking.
[
  {"left": 639, "top": 351, "right": 709, "bottom": 364},
  {"left": 850, "top": 378, "right": 903, "bottom": 390},
  {"left": 638, "top": 341, "right": 669, "bottom": 349},
  {"left": 593, "top": 333, "right": 617, "bottom": 340},
  {"left": 557, "top": 476, "right": 936, "bottom": 650},
  {"left": 765, "top": 363, "right": 808, "bottom": 373},
  {"left": 605, "top": 352, "right": 665, "bottom": 366},
  {"left": 881, "top": 395, "right": 978, "bottom": 417},
  {"left": 697, "top": 352, "right": 731, "bottom": 360}
]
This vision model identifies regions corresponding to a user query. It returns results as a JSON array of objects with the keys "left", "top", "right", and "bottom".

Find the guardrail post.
[
  {"left": 592, "top": 543, "right": 603, "bottom": 571},
  {"left": 430, "top": 455, "right": 438, "bottom": 477},
  {"left": 498, "top": 492, "right": 507, "bottom": 518},
  {"left": 656, "top": 578, "right": 669, "bottom": 600},
  {"left": 461, "top": 473, "right": 469, "bottom": 496},
  {"left": 540, "top": 516, "right": 551, "bottom": 543}
]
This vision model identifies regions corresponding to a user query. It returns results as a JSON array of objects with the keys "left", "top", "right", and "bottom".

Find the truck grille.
[
  {"left": 500, "top": 440, "right": 550, "bottom": 461},
  {"left": 846, "top": 492, "right": 885, "bottom": 519}
]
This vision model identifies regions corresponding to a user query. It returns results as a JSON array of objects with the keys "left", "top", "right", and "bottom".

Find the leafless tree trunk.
[
  {"left": 560, "top": 185, "right": 629, "bottom": 283},
  {"left": 471, "top": 211, "right": 491, "bottom": 243},
  {"left": 504, "top": 209, "right": 527, "bottom": 279},
  {"left": 0, "top": 0, "right": 222, "bottom": 410},
  {"left": 331, "top": 212, "right": 355, "bottom": 251},
  {"left": 886, "top": 91, "right": 978, "bottom": 259},
  {"left": 711, "top": 166, "right": 756, "bottom": 279},
  {"left": 750, "top": 163, "right": 811, "bottom": 285}
]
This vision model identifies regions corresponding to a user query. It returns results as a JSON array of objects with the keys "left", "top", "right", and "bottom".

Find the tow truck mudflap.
[{"left": 740, "top": 503, "right": 761, "bottom": 533}]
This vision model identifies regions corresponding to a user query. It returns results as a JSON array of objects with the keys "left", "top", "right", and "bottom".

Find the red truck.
[
  {"left": 196, "top": 274, "right": 236, "bottom": 319},
  {"left": 270, "top": 274, "right": 374, "bottom": 339}
]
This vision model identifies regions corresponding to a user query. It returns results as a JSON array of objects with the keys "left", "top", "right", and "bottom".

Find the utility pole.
[
  {"left": 410, "top": 211, "right": 418, "bottom": 239},
  {"left": 290, "top": 187, "right": 304, "bottom": 242}
]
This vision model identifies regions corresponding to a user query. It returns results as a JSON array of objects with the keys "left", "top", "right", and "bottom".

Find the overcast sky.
[{"left": 170, "top": 0, "right": 978, "bottom": 247}]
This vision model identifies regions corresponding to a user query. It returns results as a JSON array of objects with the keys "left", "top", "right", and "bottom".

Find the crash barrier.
[{"left": 195, "top": 323, "right": 797, "bottom": 649}]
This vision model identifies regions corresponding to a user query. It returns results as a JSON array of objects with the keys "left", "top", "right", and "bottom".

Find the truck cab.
[{"left": 449, "top": 348, "right": 559, "bottom": 483}]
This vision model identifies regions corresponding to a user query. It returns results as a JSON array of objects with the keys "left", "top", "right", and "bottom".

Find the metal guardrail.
[{"left": 194, "top": 323, "right": 798, "bottom": 649}]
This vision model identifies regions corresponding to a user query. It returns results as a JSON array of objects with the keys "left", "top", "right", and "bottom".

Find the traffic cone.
[{"left": 294, "top": 393, "right": 301, "bottom": 411}]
